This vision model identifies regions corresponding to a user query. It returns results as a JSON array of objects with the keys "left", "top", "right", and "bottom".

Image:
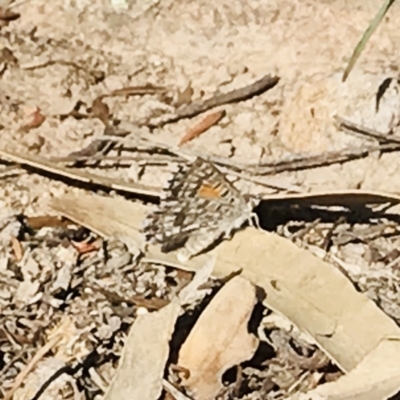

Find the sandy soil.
[{"left": 2, "top": 0, "right": 400, "bottom": 399}]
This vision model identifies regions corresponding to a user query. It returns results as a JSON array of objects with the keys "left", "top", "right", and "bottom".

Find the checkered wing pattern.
[{"left": 142, "top": 157, "right": 257, "bottom": 261}]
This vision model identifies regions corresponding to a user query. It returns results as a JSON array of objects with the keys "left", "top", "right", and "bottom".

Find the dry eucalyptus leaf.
[
  {"left": 178, "top": 276, "right": 259, "bottom": 400},
  {"left": 103, "top": 299, "right": 181, "bottom": 400},
  {"left": 0, "top": 147, "right": 160, "bottom": 199}
]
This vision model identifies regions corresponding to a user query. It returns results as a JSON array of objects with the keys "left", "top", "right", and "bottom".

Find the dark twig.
[
  {"left": 245, "top": 142, "right": 400, "bottom": 175},
  {"left": 149, "top": 74, "right": 279, "bottom": 127},
  {"left": 334, "top": 114, "right": 400, "bottom": 144},
  {"left": 0, "top": 8, "right": 20, "bottom": 21}
]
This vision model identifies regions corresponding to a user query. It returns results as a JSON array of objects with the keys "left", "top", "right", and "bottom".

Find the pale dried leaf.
[
  {"left": 103, "top": 299, "right": 181, "bottom": 400},
  {"left": 178, "top": 276, "right": 259, "bottom": 400},
  {"left": 19, "top": 256, "right": 40, "bottom": 280},
  {"left": 51, "top": 264, "right": 72, "bottom": 293}
]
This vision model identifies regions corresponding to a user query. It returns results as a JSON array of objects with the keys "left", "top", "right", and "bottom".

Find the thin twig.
[
  {"left": 109, "top": 85, "right": 167, "bottom": 97},
  {"left": 147, "top": 74, "right": 279, "bottom": 127},
  {"left": 97, "top": 134, "right": 248, "bottom": 169},
  {"left": 0, "top": 165, "right": 25, "bottom": 178},
  {"left": 334, "top": 114, "right": 400, "bottom": 144},
  {"left": 0, "top": 347, "right": 28, "bottom": 380},
  {"left": 245, "top": 142, "right": 400, "bottom": 175},
  {"left": 217, "top": 166, "right": 304, "bottom": 193}
]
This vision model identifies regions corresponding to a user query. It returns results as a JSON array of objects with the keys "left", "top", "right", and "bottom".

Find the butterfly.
[{"left": 142, "top": 157, "right": 259, "bottom": 262}]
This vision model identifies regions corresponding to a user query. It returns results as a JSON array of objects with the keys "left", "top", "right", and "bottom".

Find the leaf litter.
[{"left": 2, "top": 1, "right": 400, "bottom": 400}]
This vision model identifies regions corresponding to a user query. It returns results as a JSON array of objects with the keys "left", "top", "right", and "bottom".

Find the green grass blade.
[{"left": 342, "top": 0, "right": 396, "bottom": 82}]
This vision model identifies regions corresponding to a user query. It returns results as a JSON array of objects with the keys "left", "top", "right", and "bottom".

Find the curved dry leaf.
[{"left": 178, "top": 276, "right": 259, "bottom": 400}]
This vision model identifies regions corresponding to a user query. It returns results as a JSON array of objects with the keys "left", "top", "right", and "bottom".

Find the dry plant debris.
[
  {"left": 49, "top": 193, "right": 400, "bottom": 399},
  {"left": 2, "top": 1, "right": 400, "bottom": 400}
]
